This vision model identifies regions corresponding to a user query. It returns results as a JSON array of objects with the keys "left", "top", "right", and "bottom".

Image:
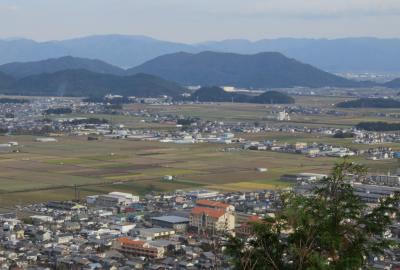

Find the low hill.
[
  {"left": 255, "top": 91, "right": 295, "bottom": 104},
  {"left": 1, "top": 69, "right": 185, "bottom": 98},
  {"left": 385, "top": 78, "right": 400, "bottom": 89},
  {"left": 128, "top": 51, "right": 363, "bottom": 89},
  {"left": 336, "top": 98, "right": 400, "bottom": 108},
  {"left": 0, "top": 56, "right": 125, "bottom": 78},
  {"left": 0, "top": 72, "right": 14, "bottom": 89},
  {"left": 190, "top": 87, "right": 249, "bottom": 102},
  {"left": 188, "top": 87, "right": 294, "bottom": 104}
]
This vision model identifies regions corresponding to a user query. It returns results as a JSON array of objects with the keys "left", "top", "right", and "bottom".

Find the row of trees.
[
  {"left": 188, "top": 87, "right": 295, "bottom": 104},
  {"left": 226, "top": 160, "right": 400, "bottom": 269},
  {"left": 336, "top": 98, "right": 400, "bottom": 108},
  {"left": 44, "top": 107, "right": 72, "bottom": 115},
  {"left": 356, "top": 121, "right": 400, "bottom": 131}
]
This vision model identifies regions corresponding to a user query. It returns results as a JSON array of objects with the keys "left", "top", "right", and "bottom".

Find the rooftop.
[
  {"left": 151, "top": 215, "right": 189, "bottom": 224},
  {"left": 196, "top": 200, "right": 230, "bottom": 209},
  {"left": 117, "top": 237, "right": 146, "bottom": 246},
  {"left": 191, "top": 206, "right": 225, "bottom": 218}
]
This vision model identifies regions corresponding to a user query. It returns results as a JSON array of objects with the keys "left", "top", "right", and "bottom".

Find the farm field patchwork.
[{"left": 0, "top": 132, "right": 398, "bottom": 207}]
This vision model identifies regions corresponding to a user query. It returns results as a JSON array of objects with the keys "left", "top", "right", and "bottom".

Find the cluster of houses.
[
  {"left": 4, "top": 96, "right": 400, "bottom": 153},
  {"left": 0, "top": 169, "right": 399, "bottom": 270},
  {"left": 0, "top": 188, "right": 284, "bottom": 269},
  {"left": 353, "top": 131, "right": 400, "bottom": 145},
  {"left": 244, "top": 140, "right": 356, "bottom": 158},
  {"left": 243, "top": 140, "right": 400, "bottom": 161},
  {"left": 0, "top": 97, "right": 111, "bottom": 136},
  {"left": 363, "top": 147, "right": 395, "bottom": 160}
]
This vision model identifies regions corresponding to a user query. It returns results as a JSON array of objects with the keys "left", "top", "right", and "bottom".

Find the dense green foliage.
[
  {"left": 177, "top": 117, "right": 200, "bottom": 126},
  {"left": 333, "top": 131, "right": 354, "bottom": 138},
  {"left": 256, "top": 90, "right": 295, "bottom": 104},
  {"left": 189, "top": 87, "right": 294, "bottom": 104},
  {"left": 44, "top": 107, "right": 72, "bottom": 115},
  {"left": 0, "top": 56, "right": 125, "bottom": 78},
  {"left": 129, "top": 51, "right": 361, "bottom": 88},
  {"left": 68, "top": 118, "right": 109, "bottom": 125},
  {"left": 0, "top": 127, "right": 8, "bottom": 134},
  {"left": 226, "top": 160, "right": 400, "bottom": 270},
  {"left": 0, "top": 70, "right": 185, "bottom": 98},
  {"left": 189, "top": 87, "right": 248, "bottom": 102},
  {"left": 336, "top": 98, "right": 400, "bottom": 108},
  {"left": 356, "top": 121, "right": 400, "bottom": 131}
]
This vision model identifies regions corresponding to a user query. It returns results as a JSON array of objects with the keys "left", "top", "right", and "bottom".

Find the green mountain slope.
[{"left": 129, "top": 51, "right": 364, "bottom": 89}]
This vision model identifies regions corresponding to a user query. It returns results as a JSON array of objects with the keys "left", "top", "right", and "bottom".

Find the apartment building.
[{"left": 190, "top": 200, "right": 235, "bottom": 234}]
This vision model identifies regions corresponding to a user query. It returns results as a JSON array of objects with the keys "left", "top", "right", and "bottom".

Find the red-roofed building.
[
  {"left": 196, "top": 200, "right": 231, "bottom": 210},
  {"left": 190, "top": 200, "right": 235, "bottom": 234},
  {"left": 113, "top": 237, "right": 164, "bottom": 258}
]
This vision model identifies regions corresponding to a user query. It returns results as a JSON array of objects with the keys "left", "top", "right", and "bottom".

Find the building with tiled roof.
[
  {"left": 190, "top": 200, "right": 235, "bottom": 234},
  {"left": 196, "top": 200, "right": 231, "bottom": 210},
  {"left": 113, "top": 237, "right": 164, "bottom": 258}
]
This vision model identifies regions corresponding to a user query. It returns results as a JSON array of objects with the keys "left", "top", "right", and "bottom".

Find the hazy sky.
[{"left": 1, "top": 0, "right": 400, "bottom": 42}]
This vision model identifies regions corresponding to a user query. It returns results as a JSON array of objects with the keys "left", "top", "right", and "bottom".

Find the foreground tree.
[{"left": 226, "top": 159, "right": 400, "bottom": 270}]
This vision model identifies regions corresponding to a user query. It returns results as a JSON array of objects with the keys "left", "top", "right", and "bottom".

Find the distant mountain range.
[
  {"left": 0, "top": 35, "right": 193, "bottom": 69},
  {"left": 1, "top": 35, "right": 400, "bottom": 73},
  {"left": 197, "top": 38, "right": 400, "bottom": 74},
  {"left": 129, "top": 51, "right": 364, "bottom": 88},
  {"left": 0, "top": 69, "right": 185, "bottom": 98},
  {"left": 0, "top": 52, "right": 399, "bottom": 98},
  {"left": 0, "top": 56, "right": 125, "bottom": 78}
]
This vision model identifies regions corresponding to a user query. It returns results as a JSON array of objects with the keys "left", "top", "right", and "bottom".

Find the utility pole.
[{"left": 74, "top": 185, "right": 78, "bottom": 201}]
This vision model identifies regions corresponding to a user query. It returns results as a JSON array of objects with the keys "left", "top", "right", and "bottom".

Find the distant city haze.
[{"left": 1, "top": 0, "right": 400, "bottom": 42}]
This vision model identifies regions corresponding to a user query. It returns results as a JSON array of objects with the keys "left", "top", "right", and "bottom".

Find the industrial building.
[{"left": 151, "top": 216, "right": 189, "bottom": 232}]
